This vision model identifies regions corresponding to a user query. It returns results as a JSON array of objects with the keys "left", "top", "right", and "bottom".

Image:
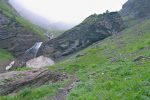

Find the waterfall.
[
  {"left": 45, "top": 31, "right": 54, "bottom": 40},
  {"left": 5, "top": 42, "right": 43, "bottom": 70},
  {"left": 25, "top": 42, "right": 43, "bottom": 58},
  {"left": 22, "top": 42, "right": 43, "bottom": 62}
]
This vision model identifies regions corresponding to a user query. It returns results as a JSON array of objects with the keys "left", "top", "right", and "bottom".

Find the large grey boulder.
[{"left": 26, "top": 56, "right": 55, "bottom": 68}]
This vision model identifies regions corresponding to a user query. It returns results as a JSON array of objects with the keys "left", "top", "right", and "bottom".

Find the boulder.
[{"left": 26, "top": 56, "right": 55, "bottom": 68}]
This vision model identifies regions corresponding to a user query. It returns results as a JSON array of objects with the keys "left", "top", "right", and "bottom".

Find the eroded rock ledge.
[{"left": 0, "top": 69, "right": 67, "bottom": 95}]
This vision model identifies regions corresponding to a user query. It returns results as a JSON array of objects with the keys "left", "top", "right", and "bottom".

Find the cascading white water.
[
  {"left": 25, "top": 42, "right": 43, "bottom": 58},
  {"left": 5, "top": 42, "right": 43, "bottom": 70},
  {"left": 44, "top": 31, "right": 54, "bottom": 40},
  {"left": 24, "top": 42, "right": 55, "bottom": 69}
]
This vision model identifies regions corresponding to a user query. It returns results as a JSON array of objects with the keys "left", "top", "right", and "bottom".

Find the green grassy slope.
[
  {"left": 0, "top": 49, "right": 13, "bottom": 63},
  {"left": 0, "top": 0, "right": 45, "bottom": 37},
  {"left": 58, "top": 18, "right": 150, "bottom": 100},
  {"left": 1, "top": 17, "right": 149, "bottom": 100},
  {"left": 0, "top": 48, "right": 13, "bottom": 72}
]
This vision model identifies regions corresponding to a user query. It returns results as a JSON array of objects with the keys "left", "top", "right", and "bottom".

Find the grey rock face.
[
  {"left": 38, "top": 12, "right": 124, "bottom": 60},
  {"left": 0, "top": 12, "right": 43, "bottom": 57},
  {"left": 120, "top": 0, "right": 150, "bottom": 19}
]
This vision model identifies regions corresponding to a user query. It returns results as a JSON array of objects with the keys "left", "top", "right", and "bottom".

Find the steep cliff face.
[
  {"left": 38, "top": 12, "right": 124, "bottom": 60},
  {"left": 0, "top": 1, "right": 44, "bottom": 58},
  {"left": 120, "top": 0, "right": 150, "bottom": 19},
  {"left": 0, "top": 12, "right": 43, "bottom": 57}
]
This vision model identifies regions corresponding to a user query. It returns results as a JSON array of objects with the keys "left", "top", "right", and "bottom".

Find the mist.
[{"left": 9, "top": 0, "right": 127, "bottom": 30}]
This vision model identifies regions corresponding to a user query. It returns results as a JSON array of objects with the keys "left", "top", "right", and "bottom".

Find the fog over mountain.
[
  {"left": 9, "top": 0, "right": 74, "bottom": 30},
  {"left": 9, "top": 0, "right": 127, "bottom": 30}
]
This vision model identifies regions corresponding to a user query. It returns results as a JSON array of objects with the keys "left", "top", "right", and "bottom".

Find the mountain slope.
[
  {"left": 0, "top": 48, "right": 13, "bottom": 73},
  {"left": 60, "top": 17, "right": 150, "bottom": 100},
  {"left": 1, "top": 12, "right": 149, "bottom": 100},
  {"left": 9, "top": 0, "right": 73, "bottom": 37},
  {"left": 38, "top": 12, "right": 124, "bottom": 60},
  {"left": 0, "top": 0, "right": 150, "bottom": 99},
  {"left": 0, "top": 0, "right": 45, "bottom": 58},
  {"left": 120, "top": 0, "right": 150, "bottom": 20},
  {"left": 0, "top": 0, "right": 45, "bottom": 36}
]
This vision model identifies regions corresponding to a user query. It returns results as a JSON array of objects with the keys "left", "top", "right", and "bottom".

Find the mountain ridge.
[{"left": 38, "top": 12, "right": 124, "bottom": 60}]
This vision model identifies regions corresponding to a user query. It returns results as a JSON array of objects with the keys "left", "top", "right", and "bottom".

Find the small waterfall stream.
[
  {"left": 44, "top": 31, "right": 54, "bottom": 40},
  {"left": 23, "top": 42, "right": 43, "bottom": 61},
  {"left": 6, "top": 42, "right": 43, "bottom": 70},
  {"left": 25, "top": 42, "right": 43, "bottom": 57}
]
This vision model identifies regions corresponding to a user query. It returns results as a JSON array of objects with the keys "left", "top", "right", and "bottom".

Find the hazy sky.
[{"left": 9, "top": 0, "right": 127, "bottom": 24}]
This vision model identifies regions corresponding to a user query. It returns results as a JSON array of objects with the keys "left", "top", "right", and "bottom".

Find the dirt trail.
[{"left": 47, "top": 75, "right": 79, "bottom": 100}]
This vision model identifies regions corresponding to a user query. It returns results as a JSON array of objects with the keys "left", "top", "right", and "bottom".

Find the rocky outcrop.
[
  {"left": 0, "top": 12, "right": 43, "bottom": 57},
  {"left": 120, "top": 0, "right": 150, "bottom": 19},
  {"left": 0, "top": 69, "right": 67, "bottom": 95},
  {"left": 38, "top": 12, "right": 124, "bottom": 60}
]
